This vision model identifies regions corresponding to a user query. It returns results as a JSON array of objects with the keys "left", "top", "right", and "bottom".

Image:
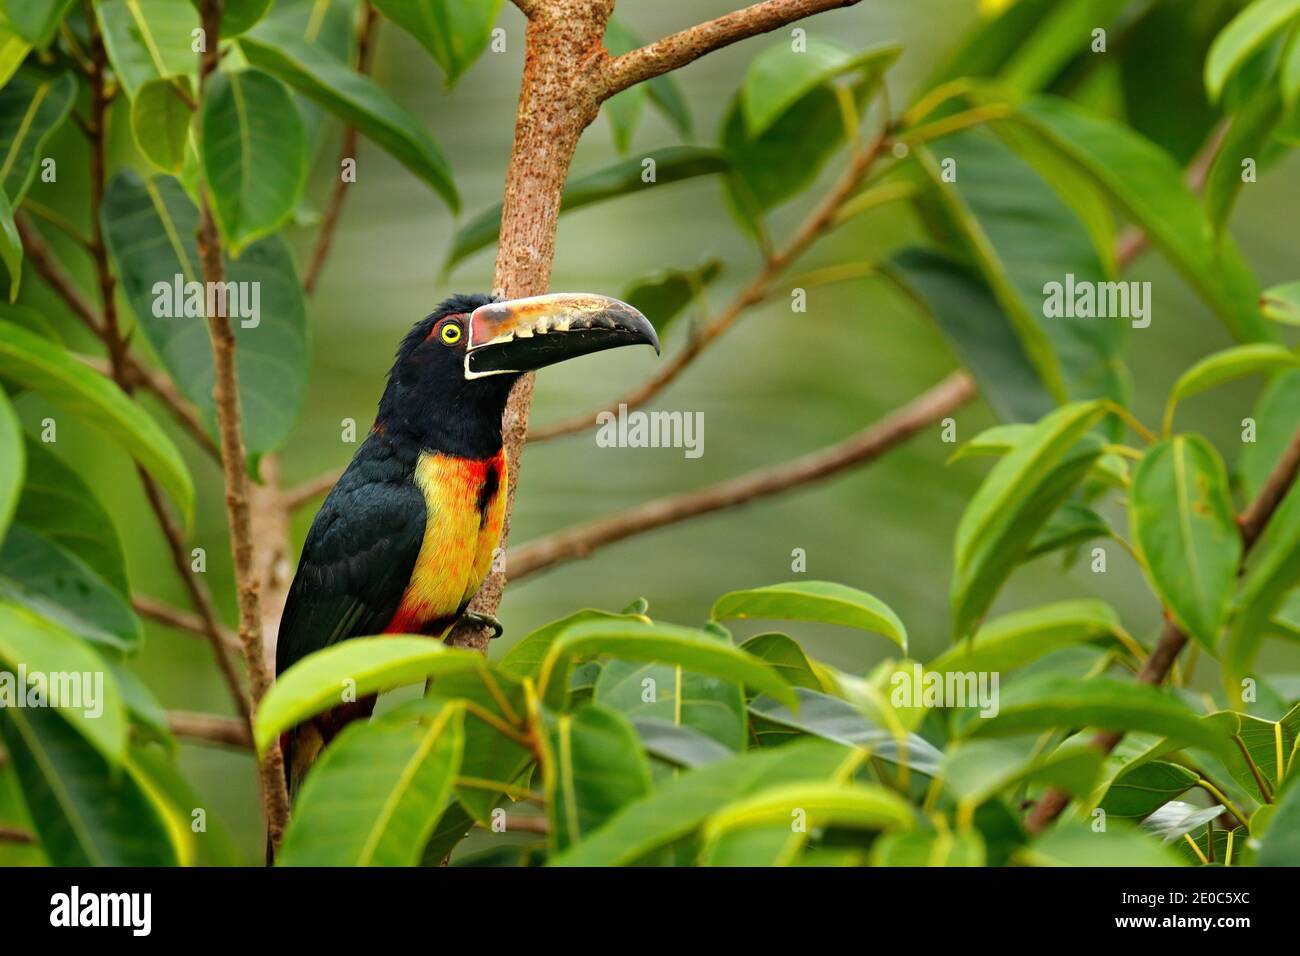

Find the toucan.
[{"left": 275, "top": 292, "right": 659, "bottom": 794}]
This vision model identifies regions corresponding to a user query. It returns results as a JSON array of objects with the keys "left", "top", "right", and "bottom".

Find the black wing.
[{"left": 275, "top": 452, "right": 426, "bottom": 676}]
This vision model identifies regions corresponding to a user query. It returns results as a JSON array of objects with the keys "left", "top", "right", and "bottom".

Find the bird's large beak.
[{"left": 464, "top": 293, "right": 660, "bottom": 379}]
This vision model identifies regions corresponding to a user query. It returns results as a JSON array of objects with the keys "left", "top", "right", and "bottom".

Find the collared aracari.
[{"left": 275, "top": 292, "right": 658, "bottom": 793}]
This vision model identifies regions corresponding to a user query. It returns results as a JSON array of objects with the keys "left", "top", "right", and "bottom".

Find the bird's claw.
[{"left": 462, "top": 611, "right": 504, "bottom": 640}]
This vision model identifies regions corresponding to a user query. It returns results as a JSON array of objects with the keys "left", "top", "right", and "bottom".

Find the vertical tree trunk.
[{"left": 446, "top": 0, "right": 615, "bottom": 651}]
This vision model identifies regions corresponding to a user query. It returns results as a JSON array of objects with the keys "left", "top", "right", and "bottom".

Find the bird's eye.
[{"left": 439, "top": 321, "right": 463, "bottom": 345}]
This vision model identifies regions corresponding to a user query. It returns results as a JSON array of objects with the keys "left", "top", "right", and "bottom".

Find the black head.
[{"left": 375, "top": 292, "right": 658, "bottom": 458}]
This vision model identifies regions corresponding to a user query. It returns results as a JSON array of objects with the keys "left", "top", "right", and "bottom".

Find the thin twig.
[
  {"left": 0, "top": 825, "right": 34, "bottom": 845},
  {"left": 168, "top": 711, "right": 253, "bottom": 749},
  {"left": 284, "top": 467, "right": 345, "bottom": 509},
  {"left": 132, "top": 593, "right": 240, "bottom": 653},
  {"left": 14, "top": 214, "right": 104, "bottom": 335},
  {"left": 529, "top": 121, "right": 894, "bottom": 443},
  {"left": 510, "top": 371, "right": 975, "bottom": 580},
  {"left": 302, "top": 3, "right": 379, "bottom": 296},
  {"left": 1026, "top": 424, "right": 1300, "bottom": 834},
  {"left": 599, "top": 0, "right": 864, "bottom": 99}
]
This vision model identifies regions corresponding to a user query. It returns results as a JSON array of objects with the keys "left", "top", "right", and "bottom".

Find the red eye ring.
[{"left": 428, "top": 313, "right": 468, "bottom": 345}]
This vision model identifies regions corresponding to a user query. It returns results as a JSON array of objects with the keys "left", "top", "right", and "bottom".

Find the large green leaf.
[
  {"left": 621, "top": 259, "right": 722, "bottom": 337},
  {"left": 997, "top": 0, "right": 1130, "bottom": 91},
  {"left": 999, "top": 95, "right": 1274, "bottom": 343},
  {"left": 536, "top": 619, "right": 797, "bottom": 711},
  {"left": 927, "top": 600, "right": 1126, "bottom": 674},
  {"left": 1240, "top": 368, "right": 1300, "bottom": 501},
  {"left": 278, "top": 700, "right": 465, "bottom": 866},
  {"left": 1257, "top": 774, "right": 1300, "bottom": 864},
  {"left": 95, "top": 0, "right": 198, "bottom": 99},
  {"left": 942, "top": 738, "right": 1104, "bottom": 805},
  {"left": 1205, "top": 0, "right": 1300, "bottom": 100},
  {"left": 0, "top": 524, "right": 141, "bottom": 652},
  {"left": 0, "top": 320, "right": 193, "bottom": 520},
  {"left": 549, "top": 740, "right": 855, "bottom": 866},
  {"left": 712, "top": 580, "right": 907, "bottom": 652},
  {"left": 890, "top": 248, "right": 1054, "bottom": 424},
  {"left": 740, "top": 38, "right": 900, "bottom": 138},
  {"left": 0, "top": 70, "right": 75, "bottom": 204},
  {"left": 1130, "top": 436, "right": 1241, "bottom": 651},
  {"left": 2, "top": 0, "right": 74, "bottom": 48},
  {"left": 240, "top": 20, "right": 458, "bottom": 210},
  {"left": 0, "top": 706, "right": 181, "bottom": 865},
  {"left": 498, "top": 607, "right": 644, "bottom": 709},
  {"left": 446, "top": 146, "right": 729, "bottom": 270},
  {"left": 630, "top": 718, "right": 733, "bottom": 768},
  {"left": 130, "top": 77, "right": 193, "bottom": 174},
  {"left": 200, "top": 69, "right": 307, "bottom": 253},
  {"left": 955, "top": 675, "right": 1225, "bottom": 753},
  {"left": 0, "top": 9, "right": 30, "bottom": 90},
  {"left": 1164, "top": 344, "right": 1299, "bottom": 435},
  {"left": 1017, "top": 820, "right": 1186, "bottom": 866},
  {"left": 595, "top": 658, "right": 746, "bottom": 752},
  {"left": 545, "top": 703, "right": 652, "bottom": 853},
  {"left": 101, "top": 172, "right": 309, "bottom": 458},
  {"left": 0, "top": 383, "right": 19, "bottom": 539},
  {"left": 222, "top": 0, "right": 274, "bottom": 37},
  {"left": 951, "top": 401, "right": 1107, "bottom": 636},
  {"left": 373, "top": 0, "right": 502, "bottom": 87},
  {"left": 1100, "top": 761, "right": 1200, "bottom": 819},
  {"left": 254, "top": 636, "right": 483, "bottom": 754},
  {"left": 750, "top": 687, "right": 944, "bottom": 776},
  {"left": 737, "top": 632, "right": 825, "bottom": 691},
  {"left": 0, "top": 600, "right": 127, "bottom": 763},
  {"left": 13, "top": 437, "right": 129, "bottom": 596}
]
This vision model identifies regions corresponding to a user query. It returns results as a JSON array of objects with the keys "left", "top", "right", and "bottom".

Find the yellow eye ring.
[{"left": 439, "top": 322, "right": 463, "bottom": 345}]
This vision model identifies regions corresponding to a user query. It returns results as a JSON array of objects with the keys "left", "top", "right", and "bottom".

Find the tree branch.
[
  {"left": 301, "top": 3, "right": 379, "bottom": 296},
  {"left": 283, "top": 466, "right": 345, "bottom": 509},
  {"left": 14, "top": 213, "right": 104, "bottom": 335},
  {"left": 599, "top": 0, "right": 864, "bottom": 100},
  {"left": 169, "top": 711, "right": 253, "bottom": 749},
  {"left": 1026, "top": 423, "right": 1300, "bottom": 835},
  {"left": 195, "top": 0, "right": 290, "bottom": 854},
  {"left": 132, "top": 593, "right": 240, "bottom": 654},
  {"left": 509, "top": 371, "right": 975, "bottom": 579},
  {"left": 529, "top": 119, "right": 894, "bottom": 443},
  {"left": 0, "top": 825, "right": 34, "bottom": 845}
]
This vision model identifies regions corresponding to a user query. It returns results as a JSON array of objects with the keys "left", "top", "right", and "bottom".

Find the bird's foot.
[{"left": 462, "top": 610, "right": 504, "bottom": 640}]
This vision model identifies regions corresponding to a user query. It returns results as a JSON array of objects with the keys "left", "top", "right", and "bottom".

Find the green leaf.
[
  {"left": 545, "top": 703, "right": 653, "bottom": 852},
  {"left": 0, "top": 599, "right": 127, "bottom": 763},
  {"left": 1205, "top": 0, "right": 1300, "bottom": 101},
  {"left": 548, "top": 740, "right": 855, "bottom": 866},
  {"left": 95, "top": 0, "right": 198, "bottom": 99},
  {"left": 1027, "top": 502, "right": 1111, "bottom": 559},
  {"left": 871, "top": 828, "right": 985, "bottom": 866},
  {"left": 711, "top": 580, "right": 907, "bottom": 652},
  {"left": 3, "top": 0, "right": 74, "bottom": 48},
  {"left": 101, "top": 172, "right": 309, "bottom": 457},
  {"left": 604, "top": 17, "right": 691, "bottom": 137},
  {"left": 498, "top": 607, "right": 644, "bottom": 710},
  {"left": 278, "top": 700, "right": 465, "bottom": 866},
  {"left": 1204, "top": 84, "right": 1284, "bottom": 232},
  {"left": 942, "top": 739, "right": 1104, "bottom": 805},
  {"left": 130, "top": 77, "right": 193, "bottom": 174},
  {"left": 0, "top": 319, "right": 194, "bottom": 521},
  {"left": 1224, "top": 482, "right": 1300, "bottom": 690},
  {"left": 1100, "top": 761, "right": 1200, "bottom": 819},
  {"left": 537, "top": 618, "right": 797, "bottom": 712},
  {"left": 254, "top": 636, "right": 483, "bottom": 754},
  {"left": 1257, "top": 775, "right": 1300, "bottom": 864},
  {"left": 629, "top": 717, "right": 733, "bottom": 768},
  {"left": 890, "top": 249, "right": 1054, "bottom": 424},
  {"left": 0, "top": 706, "right": 180, "bottom": 865},
  {"left": 1000, "top": 95, "right": 1274, "bottom": 343},
  {"left": 741, "top": 38, "right": 900, "bottom": 138},
  {"left": 1261, "top": 281, "right": 1300, "bottom": 326},
  {"left": 0, "top": 70, "right": 75, "bottom": 204},
  {"left": 951, "top": 400, "right": 1107, "bottom": 636},
  {"left": 996, "top": 0, "right": 1130, "bottom": 92},
  {"left": 621, "top": 259, "right": 722, "bottom": 337},
  {"left": 700, "top": 781, "right": 913, "bottom": 866},
  {"left": 1017, "top": 820, "right": 1187, "bottom": 866},
  {"left": 0, "top": 187, "right": 18, "bottom": 300},
  {"left": 0, "top": 383, "right": 19, "bottom": 539},
  {"left": 373, "top": 0, "right": 502, "bottom": 87},
  {"left": 1164, "top": 343, "right": 1298, "bottom": 435},
  {"left": 738, "top": 633, "right": 825, "bottom": 691},
  {"left": 1130, "top": 436, "right": 1240, "bottom": 651},
  {"left": 927, "top": 600, "right": 1126, "bottom": 674},
  {"left": 955, "top": 674, "right": 1225, "bottom": 753},
  {"left": 749, "top": 687, "right": 944, "bottom": 776},
  {"left": 221, "top": 0, "right": 273, "bottom": 37},
  {"left": 0, "top": 524, "right": 141, "bottom": 651},
  {"left": 0, "top": 9, "right": 30, "bottom": 90},
  {"left": 14, "top": 436, "right": 129, "bottom": 597},
  {"left": 595, "top": 659, "right": 745, "bottom": 751},
  {"left": 1144, "top": 800, "right": 1227, "bottom": 845},
  {"left": 1240, "top": 369, "right": 1300, "bottom": 501},
  {"left": 200, "top": 69, "right": 307, "bottom": 253},
  {"left": 240, "top": 20, "right": 458, "bottom": 210},
  {"left": 445, "top": 146, "right": 729, "bottom": 271}
]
